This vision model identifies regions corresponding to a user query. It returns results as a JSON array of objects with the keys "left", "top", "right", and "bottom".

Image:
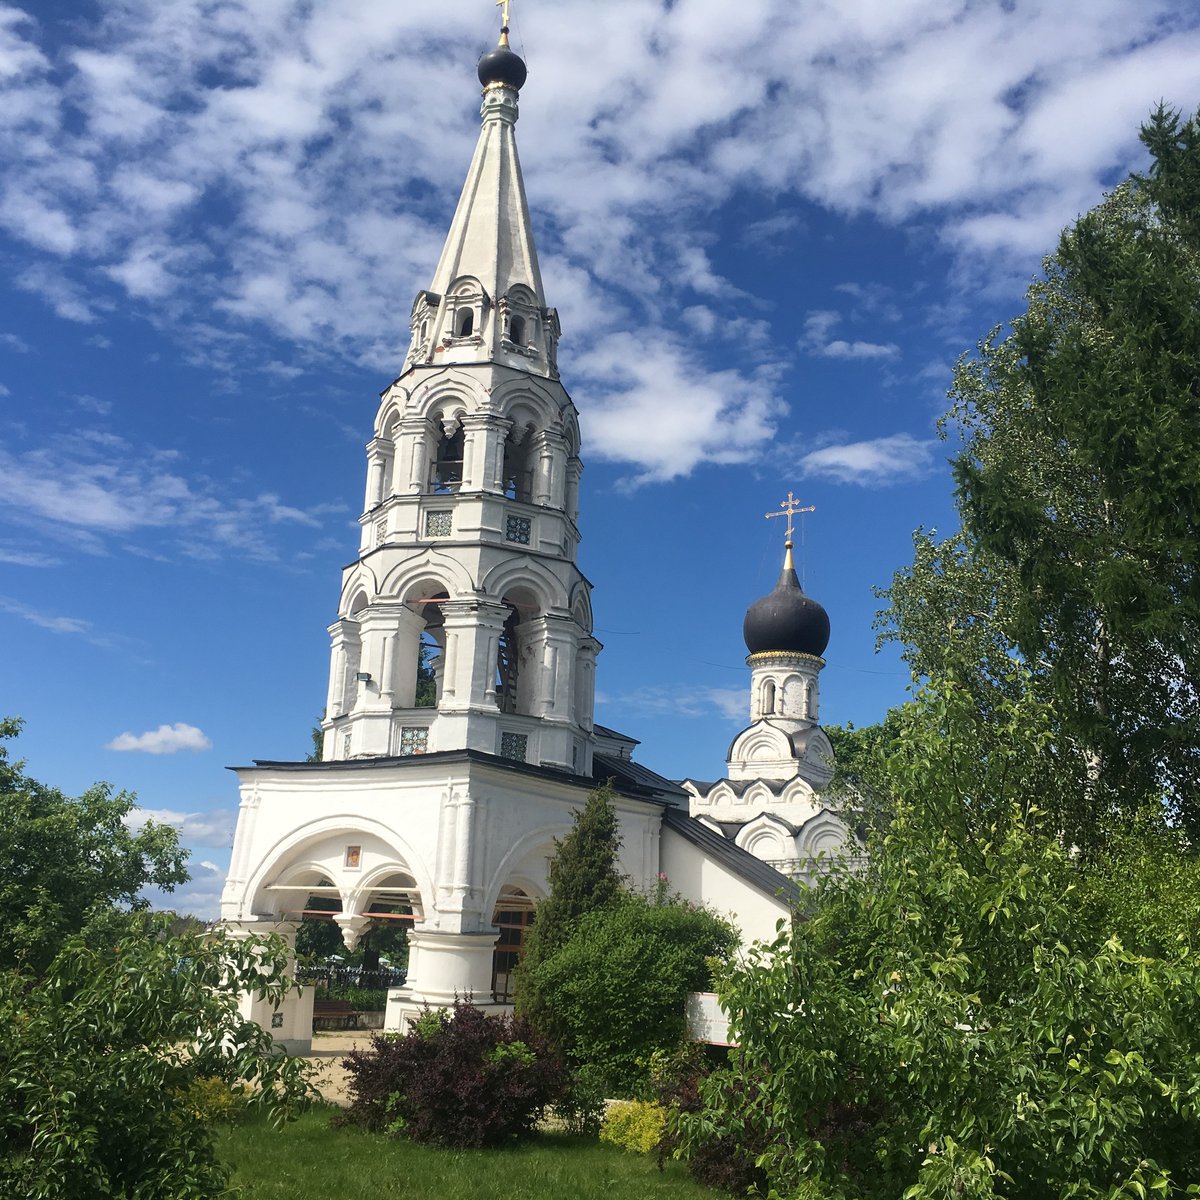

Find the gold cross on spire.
[
  {"left": 765, "top": 491, "right": 815, "bottom": 544},
  {"left": 496, "top": 0, "right": 512, "bottom": 29}
]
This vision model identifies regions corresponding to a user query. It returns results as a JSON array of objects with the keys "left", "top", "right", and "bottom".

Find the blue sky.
[{"left": 2, "top": 0, "right": 1197, "bottom": 915}]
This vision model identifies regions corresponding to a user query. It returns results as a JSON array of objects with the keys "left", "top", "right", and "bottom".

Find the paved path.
[{"left": 302, "top": 1031, "right": 376, "bottom": 1106}]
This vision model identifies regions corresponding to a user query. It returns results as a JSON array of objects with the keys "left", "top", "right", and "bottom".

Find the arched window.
[
  {"left": 763, "top": 678, "right": 776, "bottom": 716},
  {"left": 509, "top": 315, "right": 526, "bottom": 345},
  {"left": 456, "top": 308, "right": 474, "bottom": 337},
  {"left": 419, "top": 319, "right": 428, "bottom": 343},
  {"left": 433, "top": 424, "right": 464, "bottom": 492}
]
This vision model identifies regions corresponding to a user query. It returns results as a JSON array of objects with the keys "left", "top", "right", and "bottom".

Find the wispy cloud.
[
  {"left": 124, "top": 804, "right": 236, "bottom": 846},
  {"left": 598, "top": 685, "right": 746, "bottom": 722},
  {"left": 800, "top": 310, "right": 900, "bottom": 361},
  {"left": 798, "top": 433, "right": 938, "bottom": 486},
  {"left": 106, "top": 722, "right": 213, "bottom": 754},
  {"left": 0, "top": 594, "right": 91, "bottom": 633},
  {"left": 0, "top": 436, "right": 339, "bottom": 562}
]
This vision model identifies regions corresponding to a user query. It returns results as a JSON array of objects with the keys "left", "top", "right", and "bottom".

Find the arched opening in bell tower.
[
  {"left": 496, "top": 602, "right": 522, "bottom": 714},
  {"left": 503, "top": 424, "right": 535, "bottom": 503},
  {"left": 432, "top": 423, "right": 464, "bottom": 492}
]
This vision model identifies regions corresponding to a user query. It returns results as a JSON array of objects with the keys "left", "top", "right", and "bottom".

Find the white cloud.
[
  {"left": 0, "top": 0, "right": 1194, "bottom": 480},
  {"left": 0, "top": 435, "right": 335, "bottom": 562},
  {"left": 106, "top": 722, "right": 213, "bottom": 754},
  {"left": 0, "top": 594, "right": 90, "bottom": 633},
  {"left": 0, "top": 547, "right": 60, "bottom": 567},
  {"left": 124, "top": 805, "right": 236, "bottom": 846},
  {"left": 801, "top": 310, "right": 900, "bottom": 361},
  {"left": 799, "top": 433, "right": 939, "bottom": 486},
  {"left": 598, "top": 684, "right": 746, "bottom": 721},
  {"left": 143, "top": 857, "right": 228, "bottom": 919}
]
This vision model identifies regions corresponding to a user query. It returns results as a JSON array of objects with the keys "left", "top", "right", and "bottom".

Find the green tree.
[
  {"left": 676, "top": 677, "right": 1200, "bottom": 1199},
  {"left": 0, "top": 917, "right": 316, "bottom": 1198},
  {"left": 515, "top": 781, "right": 623, "bottom": 1050},
  {"left": 0, "top": 717, "right": 189, "bottom": 975},
  {"left": 879, "top": 105, "right": 1200, "bottom": 845},
  {"left": 516, "top": 781, "right": 622, "bottom": 985}
]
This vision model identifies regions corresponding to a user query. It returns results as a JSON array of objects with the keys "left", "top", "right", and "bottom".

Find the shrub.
[
  {"left": 552, "top": 1063, "right": 608, "bottom": 1136},
  {"left": 339, "top": 1001, "right": 565, "bottom": 1147},
  {"left": 600, "top": 1100, "right": 668, "bottom": 1154},
  {"left": 0, "top": 922, "right": 316, "bottom": 1199},
  {"left": 180, "top": 1076, "right": 249, "bottom": 1124},
  {"left": 652, "top": 1046, "right": 769, "bottom": 1195},
  {"left": 524, "top": 890, "right": 736, "bottom": 1095}
]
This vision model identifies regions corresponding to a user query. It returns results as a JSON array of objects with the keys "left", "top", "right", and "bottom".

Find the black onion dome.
[
  {"left": 478, "top": 37, "right": 527, "bottom": 90},
  {"left": 743, "top": 554, "right": 830, "bottom": 657}
]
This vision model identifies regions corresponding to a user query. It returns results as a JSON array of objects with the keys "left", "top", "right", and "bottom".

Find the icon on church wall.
[
  {"left": 344, "top": 845, "right": 362, "bottom": 870},
  {"left": 271, "top": 1012, "right": 284, "bottom": 1029}
]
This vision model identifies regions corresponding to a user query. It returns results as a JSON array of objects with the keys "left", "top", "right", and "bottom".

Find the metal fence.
[{"left": 296, "top": 965, "right": 408, "bottom": 990}]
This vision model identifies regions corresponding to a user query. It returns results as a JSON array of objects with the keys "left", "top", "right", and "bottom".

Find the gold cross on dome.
[
  {"left": 765, "top": 491, "right": 815, "bottom": 542},
  {"left": 496, "top": 0, "right": 512, "bottom": 28}
]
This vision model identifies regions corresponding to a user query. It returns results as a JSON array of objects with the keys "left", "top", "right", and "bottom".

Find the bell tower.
[{"left": 321, "top": 20, "right": 599, "bottom": 775}]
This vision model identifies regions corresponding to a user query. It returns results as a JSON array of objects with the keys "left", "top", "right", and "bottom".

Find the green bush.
[
  {"left": 180, "top": 1076, "right": 250, "bottom": 1124},
  {"left": 324, "top": 983, "right": 388, "bottom": 1011},
  {"left": 600, "top": 1100, "right": 668, "bottom": 1154},
  {"left": 525, "top": 890, "right": 736, "bottom": 1095},
  {"left": 0, "top": 922, "right": 316, "bottom": 1199}
]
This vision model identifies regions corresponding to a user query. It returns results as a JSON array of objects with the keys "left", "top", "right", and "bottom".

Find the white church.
[{"left": 219, "top": 15, "right": 855, "bottom": 1052}]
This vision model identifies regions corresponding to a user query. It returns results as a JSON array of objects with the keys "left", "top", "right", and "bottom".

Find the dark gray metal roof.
[
  {"left": 661, "top": 808, "right": 802, "bottom": 905},
  {"left": 593, "top": 752, "right": 688, "bottom": 806}
]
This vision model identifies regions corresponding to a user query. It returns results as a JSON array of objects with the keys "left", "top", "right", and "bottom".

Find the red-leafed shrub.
[{"left": 338, "top": 1001, "right": 566, "bottom": 1147}]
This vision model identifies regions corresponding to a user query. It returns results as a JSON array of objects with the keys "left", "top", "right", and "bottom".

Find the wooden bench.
[{"left": 312, "top": 998, "right": 360, "bottom": 1031}]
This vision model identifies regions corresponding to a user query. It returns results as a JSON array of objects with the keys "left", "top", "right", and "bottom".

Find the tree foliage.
[
  {"left": 0, "top": 717, "right": 189, "bottom": 975},
  {"left": 0, "top": 918, "right": 317, "bottom": 1199},
  {"left": 515, "top": 781, "right": 623, "bottom": 1035},
  {"left": 527, "top": 889, "right": 736, "bottom": 1095},
  {"left": 675, "top": 678, "right": 1200, "bottom": 1199},
  {"left": 879, "top": 105, "right": 1200, "bottom": 844}
]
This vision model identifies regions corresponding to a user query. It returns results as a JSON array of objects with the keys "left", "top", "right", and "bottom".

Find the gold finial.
[
  {"left": 765, "top": 491, "right": 815, "bottom": 545},
  {"left": 497, "top": 0, "right": 512, "bottom": 44}
]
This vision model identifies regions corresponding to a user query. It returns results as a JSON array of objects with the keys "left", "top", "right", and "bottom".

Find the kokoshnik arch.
[{"left": 220, "top": 9, "right": 857, "bottom": 1052}]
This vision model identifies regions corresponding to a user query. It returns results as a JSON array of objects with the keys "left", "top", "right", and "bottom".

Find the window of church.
[
  {"left": 509, "top": 314, "right": 526, "bottom": 345},
  {"left": 500, "top": 731, "right": 528, "bottom": 762},
  {"left": 456, "top": 308, "right": 474, "bottom": 337},
  {"left": 425, "top": 510, "right": 452, "bottom": 537},
  {"left": 505, "top": 515, "right": 531, "bottom": 545},
  {"left": 399, "top": 727, "right": 429, "bottom": 755},
  {"left": 763, "top": 679, "right": 776, "bottom": 715}
]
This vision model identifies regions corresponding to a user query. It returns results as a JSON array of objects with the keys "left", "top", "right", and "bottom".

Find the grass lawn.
[{"left": 217, "top": 1108, "right": 718, "bottom": 1199}]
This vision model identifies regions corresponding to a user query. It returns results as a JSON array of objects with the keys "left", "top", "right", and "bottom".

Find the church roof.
[
  {"left": 428, "top": 34, "right": 544, "bottom": 304},
  {"left": 593, "top": 751, "right": 688, "bottom": 807},
  {"left": 661, "top": 808, "right": 802, "bottom": 905}
]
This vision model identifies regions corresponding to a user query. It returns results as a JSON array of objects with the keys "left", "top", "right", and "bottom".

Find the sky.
[{"left": 2, "top": 0, "right": 1197, "bottom": 916}]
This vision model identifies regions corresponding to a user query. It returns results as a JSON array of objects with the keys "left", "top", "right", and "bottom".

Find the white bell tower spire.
[{"left": 321, "top": 18, "right": 598, "bottom": 775}]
